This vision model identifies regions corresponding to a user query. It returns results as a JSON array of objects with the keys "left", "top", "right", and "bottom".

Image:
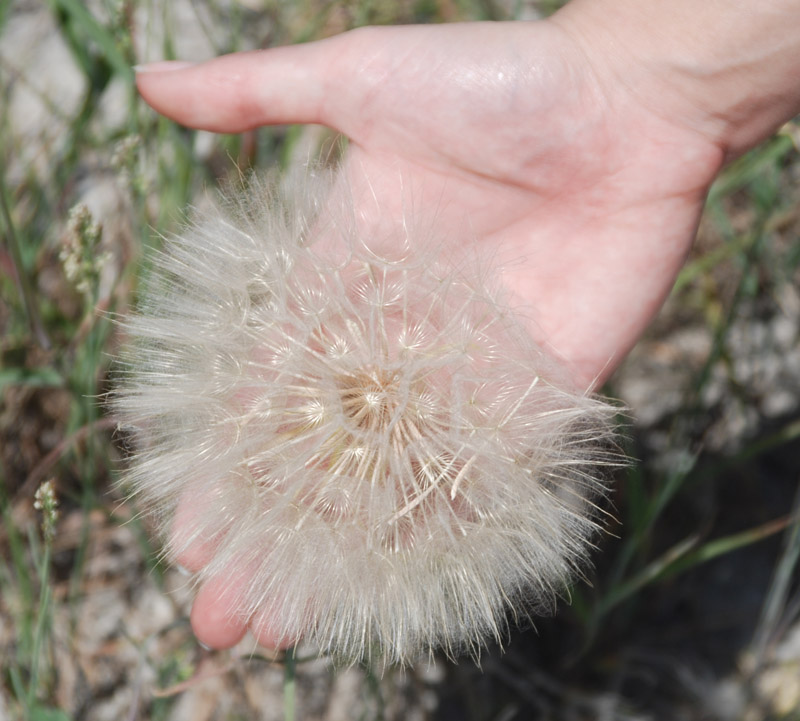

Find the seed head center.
[{"left": 338, "top": 368, "right": 403, "bottom": 433}]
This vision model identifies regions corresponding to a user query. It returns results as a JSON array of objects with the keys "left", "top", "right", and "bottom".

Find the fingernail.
[
  {"left": 197, "top": 640, "right": 212, "bottom": 651},
  {"left": 134, "top": 60, "right": 196, "bottom": 74}
]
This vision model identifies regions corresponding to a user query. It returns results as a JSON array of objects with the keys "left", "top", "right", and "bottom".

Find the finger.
[
  {"left": 135, "top": 35, "right": 354, "bottom": 134},
  {"left": 190, "top": 574, "right": 249, "bottom": 649},
  {"left": 249, "top": 602, "right": 300, "bottom": 651},
  {"left": 169, "top": 492, "right": 221, "bottom": 573}
]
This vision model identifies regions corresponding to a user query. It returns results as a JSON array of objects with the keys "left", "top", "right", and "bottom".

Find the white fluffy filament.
[{"left": 114, "top": 170, "right": 621, "bottom": 665}]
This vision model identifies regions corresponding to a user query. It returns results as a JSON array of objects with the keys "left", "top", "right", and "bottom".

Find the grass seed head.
[
  {"left": 114, "top": 169, "right": 622, "bottom": 665},
  {"left": 61, "top": 203, "right": 110, "bottom": 302},
  {"left": 34, "top": 479, "right": 59, "bottom": 544}
]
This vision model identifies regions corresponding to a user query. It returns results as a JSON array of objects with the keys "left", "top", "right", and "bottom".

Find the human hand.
[{"left": 135, "top": 18, "right": 728, "bottom": 650}]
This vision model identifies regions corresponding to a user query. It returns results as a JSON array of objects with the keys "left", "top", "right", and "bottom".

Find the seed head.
[
  {"left": 34, "top": 479, "right": 59, "bottom": 544},
  {"left": 114, "top": 170, "right": 620, "bottom": 665},
  {"left": 61, "top": 203, "right": 109, "bottom": 301}
]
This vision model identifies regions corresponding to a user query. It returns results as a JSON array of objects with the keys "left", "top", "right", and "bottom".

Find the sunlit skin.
[{"left": 135, "top": 3, "right": 800, "bottom": 650}]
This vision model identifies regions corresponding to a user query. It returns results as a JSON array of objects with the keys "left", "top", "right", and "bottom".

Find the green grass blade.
[
  {"left": 600, "top": 515, "right": 793, "bottom": 616},
  {"left": 0, "top": 177, "right": 51, "bottom": 350},
  {"left": 48, "top": 0, "right": 133, "bottom": 81},
  {"left": 707, "top": 134, "right": 795, "bottom": 204},
  {"left": 0, "top": 368, "right": 63, "bottom": 391},
  {"left": 752, "top": 485, "right": 800, "bottom": 661}
]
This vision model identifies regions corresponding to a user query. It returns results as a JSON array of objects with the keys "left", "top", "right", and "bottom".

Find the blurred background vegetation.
[{"left": 1, "top": 1, "right": 800, "bottom": 719}]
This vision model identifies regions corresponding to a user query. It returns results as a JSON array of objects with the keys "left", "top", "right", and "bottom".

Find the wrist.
[{"left": 551, "top": 0, "right": 800, "bottom": 162}]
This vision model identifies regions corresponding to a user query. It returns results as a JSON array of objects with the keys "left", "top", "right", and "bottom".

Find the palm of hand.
[
  {"left": 327, "top": 22, "right": 724, "bottom": 388},
  {"left": 136, "top": 19, "right": 724, "bottom": 648}
]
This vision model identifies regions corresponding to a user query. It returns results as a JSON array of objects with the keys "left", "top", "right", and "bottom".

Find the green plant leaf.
[
  {"left": 0, "top": 367, "right": 63, "bottom": 390},
  {"left": 31, "top": 706, "right": 73, "bottom": 721},
  {"left": 600, "top": 514, "right": 793, "bottom": 616},
  {"left": 49, "top": 0, "right": 133, "bottom": 81}
]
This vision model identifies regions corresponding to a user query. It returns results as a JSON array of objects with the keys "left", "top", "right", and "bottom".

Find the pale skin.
[{"left": 135, "top": 0, "right": 800, "bottom": 650}]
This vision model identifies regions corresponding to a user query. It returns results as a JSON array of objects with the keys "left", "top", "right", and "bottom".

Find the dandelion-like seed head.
[{"left": 115, "top": 171, "right": 621, "bottom": 665}]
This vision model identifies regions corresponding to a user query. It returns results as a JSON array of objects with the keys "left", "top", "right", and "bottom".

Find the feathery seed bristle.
[{"left": 114, "top": 170, "right": 622, "bottom": 665}]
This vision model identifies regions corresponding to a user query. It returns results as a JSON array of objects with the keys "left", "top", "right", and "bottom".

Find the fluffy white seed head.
[{"left": 114, "top": 170, "right": 621, "bottom": 665}]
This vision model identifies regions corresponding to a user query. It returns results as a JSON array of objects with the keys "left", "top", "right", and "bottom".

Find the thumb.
[{"left": 135, "top": 33, "right": 358, "bottom": 134}]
